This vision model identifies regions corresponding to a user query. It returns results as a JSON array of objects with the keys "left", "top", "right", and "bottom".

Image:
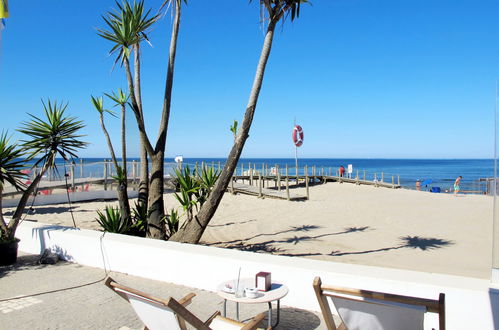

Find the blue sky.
[{"left": 1, "top": 0, "right": 498, "bottom": 159}]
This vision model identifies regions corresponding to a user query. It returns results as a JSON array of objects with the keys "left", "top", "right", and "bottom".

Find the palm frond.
[
  {"left": 18, "top": 99, "right": 87, "bottom": 168},
  {"left": 0, "top": 132, "right": 27, "bottom": 191},
  {"left": 97, "top": 0, "right": 160, "bottom": 65}
]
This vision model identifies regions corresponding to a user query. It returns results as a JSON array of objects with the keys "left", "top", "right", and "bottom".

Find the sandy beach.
[{"left": 6, "top": 182, "right": 492, "bottom": 279}]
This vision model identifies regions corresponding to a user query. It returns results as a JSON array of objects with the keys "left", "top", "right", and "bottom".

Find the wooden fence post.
[
  {"left": 262, "top": 163, "right": 265, "bottom": 188},
  {"left": 277, "top": 165, "right": 281, "bottom": 191},
  {"left": 259, "top": 173, "right": 262, "bottom": 198},
  {"left": 306, "top": 165, "right": 309, "bottom": 200},
  {"left": 286, "top": 176, "right": 290, "bottom": 201},
  {"left": 104, "top": 160, "right": 108, "bottom": 191}
]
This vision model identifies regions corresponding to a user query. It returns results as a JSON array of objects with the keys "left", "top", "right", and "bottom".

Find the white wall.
[{"left": 17, "top": 221, "right": 499, "bottom": 329}]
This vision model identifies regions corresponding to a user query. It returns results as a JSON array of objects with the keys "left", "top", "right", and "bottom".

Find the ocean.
[{"left": 59, "top": 157, "right": 493, "bottom": 194}]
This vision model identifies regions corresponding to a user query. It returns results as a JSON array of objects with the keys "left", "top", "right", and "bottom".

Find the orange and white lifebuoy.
[{"left": 292, "top": 125, "right": 304, "bottom": 147}]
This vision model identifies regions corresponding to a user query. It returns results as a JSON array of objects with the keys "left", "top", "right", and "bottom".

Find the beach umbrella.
[{"left": 421, "top": 179, "right": 433, "bottom": 186}]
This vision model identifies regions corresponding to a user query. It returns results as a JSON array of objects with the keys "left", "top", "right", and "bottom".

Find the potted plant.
[{"left": 0, "top": 100, "right": 86, "bottom": 265}]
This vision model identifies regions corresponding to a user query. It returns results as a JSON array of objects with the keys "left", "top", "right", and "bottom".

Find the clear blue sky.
[{"left": 1, "top": 0, "right": 498, "bottom": 159}]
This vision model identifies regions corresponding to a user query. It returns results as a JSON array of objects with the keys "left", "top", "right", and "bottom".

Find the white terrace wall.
[{"left": 17, "top": 221, "right": 499, "bottom": 330}]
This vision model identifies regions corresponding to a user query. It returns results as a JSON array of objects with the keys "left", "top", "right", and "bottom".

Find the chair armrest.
[
  {"left": 178, "top": 292, "right": 196, "bottom": 307},
  {"left": 205, "top": 311, "right": 221, "bottom": 325},
  {"left": 241, "top": 312, "right": 266, "bottom": 330}
]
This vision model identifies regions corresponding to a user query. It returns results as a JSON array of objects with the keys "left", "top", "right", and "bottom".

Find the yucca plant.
[
  {"left": 2, "top": 100, "right": 87, "bottom": 244},
  {"left": 97, "top": 0, "right": 188, "bottom": 239},
  {"left": 173, "top": 166, "right": 199, "bottom": 224},
  {"left": 96, "top": 206, "right": 130, "bottom": 234},
  {"left": 0, "top": 133, "right": 27, "bottom": 242},
  {"left": 91, "top": 95, "right": 131, "bottom": 227},
  {"left": 164, "top": 208, "right": 179, "bottom": 238},
  {"left": 129, "top": 201, "right": 148, "bottom": 237},
  {"left": 195, "top": 165, "right": 221, "bottom": 208}
]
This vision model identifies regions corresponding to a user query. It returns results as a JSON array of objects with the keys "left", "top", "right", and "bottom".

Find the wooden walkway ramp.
[{"left": 230, "top": 182, "right": 306, "bottom": 201}]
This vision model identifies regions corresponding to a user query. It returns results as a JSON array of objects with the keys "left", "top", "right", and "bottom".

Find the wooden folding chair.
[
  {"left": 105, "top": 277, "right": 265, "bottom": 330},
  {"left": 313, "top": 276, "right": 445, "bottom": 330}
]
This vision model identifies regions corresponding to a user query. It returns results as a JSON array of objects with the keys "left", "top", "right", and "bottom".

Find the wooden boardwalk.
[
  {"left": 232, "top": 175, "right": 401, "bottom": 190},
  {"left": 230, "top": 182, "right": 307, "bottom": 201}
]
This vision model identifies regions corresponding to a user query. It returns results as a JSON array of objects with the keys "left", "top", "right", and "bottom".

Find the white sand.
[{"left": 7, "top": 182, "right": 492, "bottom": 279}]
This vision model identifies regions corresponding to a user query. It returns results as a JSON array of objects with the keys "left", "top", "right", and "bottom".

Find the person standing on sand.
[
  {"left": 416, "top": 179, "right": 421, "bottom": 191},
  {"left": 454, "top": 176, "right": 462, "bottom": 195},
  {"left": 339, "top": 165, "right": 345, "bottom": 177}
]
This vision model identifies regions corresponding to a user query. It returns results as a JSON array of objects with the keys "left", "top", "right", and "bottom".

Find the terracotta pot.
[{"left": 0, "top": 238, "right": 20, "bottom": 266}]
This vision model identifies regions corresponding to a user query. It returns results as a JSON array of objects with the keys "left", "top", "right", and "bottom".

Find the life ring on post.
[{"left": 292, "top": 125, "right": 304, "bottom": 147}]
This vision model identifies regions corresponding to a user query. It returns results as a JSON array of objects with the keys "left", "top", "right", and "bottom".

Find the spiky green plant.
[
  {"left": 195, "top": 165, "right": 220, "bottom": 208},
  {"left": 97, "top": 0, "right": 158, "bottom": 66},
  {"left": 96, "top": 206, "right": 130, "bottom": 233},
  {"left": 0, "top": 133, "right": 26, "bottom": 192},
  {"left": 164, "top": 208, "right": 179, "bottom": 238},
  {"left": 2, "top": 99, "right": 87, "bottom": 243},
  {"left": 19, "top": 99, "right": 86, "bottom": 168},
  {"left": 0, "top": 133, "right": 27, "bottom": 242},
  {"left": 130, "top": 201, "right": 148, "bottom": 236}
]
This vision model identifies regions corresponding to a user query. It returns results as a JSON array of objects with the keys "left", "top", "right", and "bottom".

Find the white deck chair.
[
  {"left": 105, "top": 277, "right": 265, "bottom": 330},
  {"left": 313, "top": 276, "right": 445, "bottom": 330}
]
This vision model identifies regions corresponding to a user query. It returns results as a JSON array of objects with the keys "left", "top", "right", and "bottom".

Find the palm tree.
[
  {"left": 97, "top": 0, "right": 157, "bottom": 207},
  {"left": 98, "top": 0, "right": 186, "bottom": 239},
  {"left": 91, "top": 95, "right": 131, "bottom": 225},
  {"left": 105, "top": 89, "right": 129, "bottom": 173},
  {"left": 170, "top": 0, "right": 309, "bottom": 243},
  {"left": 6, "top": 100, "right": 86, "bottom": 240},
  {"left": 0, "top": 133, "right": 27, "bottom": 242}
]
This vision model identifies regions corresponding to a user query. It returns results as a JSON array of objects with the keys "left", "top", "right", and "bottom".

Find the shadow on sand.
[
  {"left": 209, "top": 226, "right": 371, "bottom": 256},
  {"left": 330, "top": 236, "right": 453, "bottom": 256}
]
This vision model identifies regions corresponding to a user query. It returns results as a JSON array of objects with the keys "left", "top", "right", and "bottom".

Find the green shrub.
[{"left": 96, "top": 206, "right": 130, "bottom": 234}]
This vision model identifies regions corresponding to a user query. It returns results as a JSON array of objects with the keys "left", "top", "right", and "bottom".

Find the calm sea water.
[{"left": 40, "top": 158, "right": 494, "bottom": 193}]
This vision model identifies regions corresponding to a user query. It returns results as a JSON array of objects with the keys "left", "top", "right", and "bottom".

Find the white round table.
[{"left": 217, "top": 278, "right": 288, "bottom": 328}]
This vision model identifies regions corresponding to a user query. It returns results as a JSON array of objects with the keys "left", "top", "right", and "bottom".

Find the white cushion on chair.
[{"left": 330, "top": 295, "right": 426, "bottom": 330}]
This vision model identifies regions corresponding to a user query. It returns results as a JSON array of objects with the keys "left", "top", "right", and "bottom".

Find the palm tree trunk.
[
  {"left": 147, "top": 152, "right": 165, "bottom": 238},
  {"left": 10, "top": 160, "right": 52, "bottom": 238},
  {"left": 133, "top": 43, "right": 149, "bottom": 206},
  {"left": 121, "top": 104, "right": 127, "bottom": 175},
  {"left": 146, "top": 0, "right": 182, "bottom": 238},
  {"left": 170, "top": 21, "right": 277, "bottom": 243},
  {"left": 99, "top": 114, "right": 131, "bottom": 225}
]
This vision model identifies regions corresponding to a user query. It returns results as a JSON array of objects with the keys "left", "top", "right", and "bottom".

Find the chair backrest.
[
  {"left": 114, "top": 286, "right": 182, "bottom": 330},
  {"left": 105, "top": 277, "right": 210, "bottom": 330},
  {"left": 313, "top": 276, "right": 445, "bottom": 330}
]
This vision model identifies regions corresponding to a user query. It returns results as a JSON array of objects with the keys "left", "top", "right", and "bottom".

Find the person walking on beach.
[
  {"left": 416, "top": 179, "right": 421, "bottom": 191},
  {"left": 454, "top": 176, "right": 462, "bottom": 195},
  {"left": 339, "top": 165, "right": 345, "bottom": 177}
]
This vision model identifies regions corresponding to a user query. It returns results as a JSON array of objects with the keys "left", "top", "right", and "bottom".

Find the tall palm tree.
[
  {"left": 7, "top": 100, "right": 86, "bottom": 239},
  {"left": 171, "top": 0, "right": 309, "bottom": 243},
  {"left": 98, "top": 0, "right": 157, "bottom": 207},
  {"left": 91, "top": 95, "right": 131, "bottom": 225},
  {"left": 98, "top": 0, "right": 186, "bottom": 239}
]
